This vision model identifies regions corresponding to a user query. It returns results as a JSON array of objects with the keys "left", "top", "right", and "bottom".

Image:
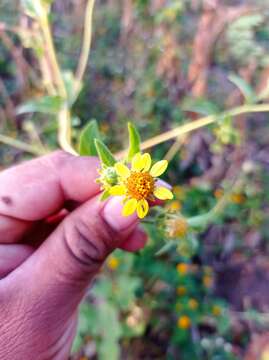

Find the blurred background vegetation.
[{"left": 1, "top": 0, "right": 269, "bottom": 359}]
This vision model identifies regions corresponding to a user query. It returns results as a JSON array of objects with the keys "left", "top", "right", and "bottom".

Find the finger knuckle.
[{"left": 62, "top": 214, "right": 112, "bottom": 270}]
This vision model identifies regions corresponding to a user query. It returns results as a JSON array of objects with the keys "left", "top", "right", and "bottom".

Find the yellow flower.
[
  {"left": 176, "top": 263, "right": 189, "bottom": 275},
  {"left": 230, "top": 193, "right": 245, "bottom": 204},
  {"left": 203, "top": 275, "right": 213, "bottom": 288},
  {"left": 188, "top": 298, "right": 198, "bottom": 310},
  {"left": 166, "top": 200, "right": 182, "bottom": 213},
  {"left": 177, "top": 286, "right": 187, "bottom": 296},
  {"left": 212, "top": 305, "right": 222, "bottom": 316},
  {"left": 107, "top": 256, "right": 119, "bottom": 270},
  {"left": 177, "top": 315, "right": 191, "bottom": 329},
  {"left": 214, "top": 188, "right": 224, "bottom": 199},
  {"left": 110, "top": 153, "right": 173, "bottom": 218},
  {"left": 166, "top": 216, "right": 188, "bottom": 238}
]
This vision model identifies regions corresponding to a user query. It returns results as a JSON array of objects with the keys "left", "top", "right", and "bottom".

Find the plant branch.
[
  {"left": 58, "top": 106, "right": 77, "bottom": 155},
  {"left": 38, "top": 13, "right": 67, "bottom": 98},
  {"left": 187, "top": 175, "right": 240, "bottom": 228},
  {"left": 74, "top": 0, "right": 95, "bottom": 97},
  {"left": 136, "top": 103, "right": 269, "bottom": 154},
  {"left": 0, "top": 134, "right": 47, "bottom": 156}
]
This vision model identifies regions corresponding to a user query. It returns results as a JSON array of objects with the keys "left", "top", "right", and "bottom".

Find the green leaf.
[
  {"left": 182, "top": 98, "right": 219, "bottom": 115},
  {"left": 228, "top": 73, "right": 257, "bottom": 104},
  {"left": 127, "top": 122, "right": 141, "bottom": 161},
  {"left": 94, "top": 139, "right": 116, "bottom": 166},
  {"left": 79, "top": 120, "right": 101, "bottom": 156},
  {"left": 16, "top": 96, "right": 63, "bottom": 115},
  {"left": 97, "top": 302, "right": 121, "bottom": 360}
]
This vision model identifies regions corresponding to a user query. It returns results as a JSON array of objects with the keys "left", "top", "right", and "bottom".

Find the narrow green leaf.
[
  {"left": 127, "top": 122, "right": 141, "bottom": 161},
  {"left": 79, "top": 120, "right": 101, "bottom": 156},
  {"left": 228, "top": 73, "right": 257, "bottom": 104},
  {"left": 16, "top": 96, "right": 63, "bottom": 115},
  {"left": 94, "top": 139, "right": 116, "bottom": 166},
  {"left": 182, "top": 98, "right": 219, "bottom": 115}
]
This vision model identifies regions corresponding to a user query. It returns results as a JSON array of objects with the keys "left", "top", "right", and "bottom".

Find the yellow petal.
[
  {"left": 141, "top": 153, "right": 151, "bottom": 172},
  {"left": 115, "top": 163, "right": 130, "bottom": 178},
  {"left": 122, "top": 198, "right": 137, "bottom": 216},
  {"left": 150, "top": 160, "right": 168, "bottom": 177},
  {"left": 131, "top": 153, "right": 143, "bottom": 171},
  {"left": 110, "top": 185, "right": 126, "bottom": 196},
  {"left": 137, "top": 199, "right": 149, "bottom": 219},
  {"left": 154, "top": 186, "right": 173, "bottom": 200}
]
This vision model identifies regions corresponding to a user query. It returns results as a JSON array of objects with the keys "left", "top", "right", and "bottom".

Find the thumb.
[{"left": 5, "top": 194, "right": 141, "bottom": 312}]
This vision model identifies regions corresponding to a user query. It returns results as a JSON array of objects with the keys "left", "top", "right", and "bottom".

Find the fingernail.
[{"left": 102, "top": 196, "right": 138, "bottom": 232}]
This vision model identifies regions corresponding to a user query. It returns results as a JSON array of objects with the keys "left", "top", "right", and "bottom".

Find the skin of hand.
[{"left": 0, "top": 151, "right": 148, "bottom": 360}]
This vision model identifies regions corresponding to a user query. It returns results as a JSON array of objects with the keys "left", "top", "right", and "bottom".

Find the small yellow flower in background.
[
  {"left": 167, "top": 216, "right": 188, "bottom": 238},
  {"left": 107, "top": 256, "right": 119, "bottom": 270},
  {"left": 230, "top": 192, "right": 245, "bottom": 204},
  {"left": 203, "top": 275, "right": 213, "bottom": 288},
  {"left": 212, "top": 305, "right": 222, "bottom": 317},
  {"left": 166, "top": 200, "right": 182, "bottom": 213},
  {"left": 177, "top": 286, "right": 187, "bottom": 296},
  {"left": 176, "top": 263, "right": 189, "bottom": 275},
  {"left": 188, "top": 298, "right": 198, "bottom": 310},
  {"left": 110, "top": 153, "right": 173, "bottom": 218},
  {"left": 177, "top": 315, "right": 191, "bottom": 329},
  {"left": 214, "top": 188, "right": 224, "bottom": 199}
]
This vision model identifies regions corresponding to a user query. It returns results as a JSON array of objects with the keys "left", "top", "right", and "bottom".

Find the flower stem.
[{"left": 187, "top": 177, "right": 239, "bottom": 228}]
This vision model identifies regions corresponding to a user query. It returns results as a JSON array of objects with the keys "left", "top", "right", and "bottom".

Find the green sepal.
[
  {"left": 127, "top": 122, "right": 141, "bottom": 161},
  {"left": 100, "top": 190, "right": 111, "bottom": 201},
  {"left": 94, "top": 139, "right": 116, "bottom": 166},
  {"left": 79, "top": 119, "right": 101, "bottom": 156}
]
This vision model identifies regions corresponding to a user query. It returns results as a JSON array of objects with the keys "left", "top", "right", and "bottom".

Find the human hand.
[{"left": 0, "top": 151, "right": 147, "bottom": 360}]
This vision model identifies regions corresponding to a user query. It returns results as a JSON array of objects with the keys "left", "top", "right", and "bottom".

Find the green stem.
[
  {"left": 134, "top": 103, "right": 269, "bottom": 154},
  {"left": 39, "top": 14, "right": 67, "bottom": 98},
  {"left": 74, "top": 0, "right": 95, "bottom": 97},
  {"left": 187, "top": 177, "right": 239, "bottom": 228},
  {"left": 0, "top": 134, "right": 47, "bottom": 156}
]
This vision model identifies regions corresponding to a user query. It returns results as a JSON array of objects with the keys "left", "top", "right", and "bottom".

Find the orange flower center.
[{"left": 126, "top": 171, "right": 155, "bottom": 200}]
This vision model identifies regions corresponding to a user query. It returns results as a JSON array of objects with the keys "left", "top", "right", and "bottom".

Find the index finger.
[{"left": 0, "top": 151, "right": 100, "bottom": 241}]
